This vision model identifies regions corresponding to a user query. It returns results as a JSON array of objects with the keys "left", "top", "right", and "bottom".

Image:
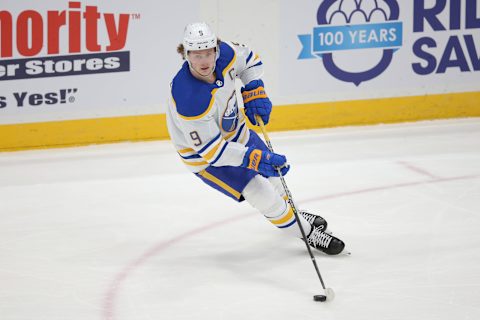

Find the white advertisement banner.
[
  {"left": 280, "top": 0, "right": 480, "bottom": 104},
  {"left": 1, "top": 1, "right": 479, "bottom": 128},
  {"left": 0, "top": 0, "right": 199, "bottom": 124}
]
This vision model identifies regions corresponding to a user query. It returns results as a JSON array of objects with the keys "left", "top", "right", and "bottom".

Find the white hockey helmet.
[{"left": 183, "top": 22, "right": 218, "bottom": 57}]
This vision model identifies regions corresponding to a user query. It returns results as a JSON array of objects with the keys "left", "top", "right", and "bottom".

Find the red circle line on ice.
[{"left": 102, "top": 173, "right": 479, "bottom": 320}]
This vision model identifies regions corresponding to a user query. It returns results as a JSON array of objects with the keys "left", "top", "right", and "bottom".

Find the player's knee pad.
[
  {"left": 268, "top": 176, "right": 286, "bottom": 198},
  {"left": 243, "top": 175, "right": 285, "bottom": 217}
]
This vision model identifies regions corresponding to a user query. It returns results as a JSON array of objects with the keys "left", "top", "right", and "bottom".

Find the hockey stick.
[{"left": 255, "top": 114, "right": 335, "bottom": 302}]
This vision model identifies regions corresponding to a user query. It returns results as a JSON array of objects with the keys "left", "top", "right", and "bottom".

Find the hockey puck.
[{"left": 313, "top": 295, "right": 327, "bottom": 302}]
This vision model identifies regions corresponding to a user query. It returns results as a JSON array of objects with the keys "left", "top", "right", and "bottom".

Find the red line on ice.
[
  {"left": 102, "top": 213, "right": 254, "bottom": 320},
  {"left": 101, "top": 174, "right": 479, "bottom": 320},
  {"left": 397, "top": 161, "right": 440, "bottom": 179}
]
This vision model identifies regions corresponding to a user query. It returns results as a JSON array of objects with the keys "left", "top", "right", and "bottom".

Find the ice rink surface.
[{"left": 1, "top": 118, "right": 480, "bottom": 320}]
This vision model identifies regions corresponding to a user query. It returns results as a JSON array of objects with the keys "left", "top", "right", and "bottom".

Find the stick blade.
[{"left": 325, "top": 287, "right": 335, "bottom": 301}]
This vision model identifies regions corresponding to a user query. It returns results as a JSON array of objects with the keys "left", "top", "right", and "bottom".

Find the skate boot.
[
  {"left": 306, "top": 226, "right": 345, "bottom": 255},
  {"left": 300, "top": 211, "right": 328, "bottom": 231}
]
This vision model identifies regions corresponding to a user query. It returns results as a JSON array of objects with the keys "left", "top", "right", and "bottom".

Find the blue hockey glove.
[
  {"left": 242, "top": 147, "right": 290, "bottom": 177},
  {"left": 241, "top": 79, "right": 272, "bottom": 126}
]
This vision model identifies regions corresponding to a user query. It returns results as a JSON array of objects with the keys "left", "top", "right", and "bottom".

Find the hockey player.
[{"left": 166, "top": 22, "right": 345, "bottom": 255}]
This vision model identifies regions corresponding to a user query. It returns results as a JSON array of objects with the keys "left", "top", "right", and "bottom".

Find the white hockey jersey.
[{"left": 166, "top": 41, "right": 264, "bottom": 173}]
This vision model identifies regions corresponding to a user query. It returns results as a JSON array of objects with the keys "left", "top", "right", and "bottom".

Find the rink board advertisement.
[
  {"left": 0, "top": 0, "right": 198, "bottom": 150},
  {"left": 280, "top": 0, "right": 480, "bottom": 101},
  {"left": 1, "top": 0, "right": 479, "bottom": 151}
]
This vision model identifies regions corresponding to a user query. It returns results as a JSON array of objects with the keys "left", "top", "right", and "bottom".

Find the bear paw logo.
[{"left": 298, "top": 0, "right": 403, "bottom": 86}]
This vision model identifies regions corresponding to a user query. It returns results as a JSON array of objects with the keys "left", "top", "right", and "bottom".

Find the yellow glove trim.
[
  {"left": 242, "top": 86, "right": 268, "bottom": 104},
  {"left": 247, "top": 149, "right": 262, "bottom": 171}
]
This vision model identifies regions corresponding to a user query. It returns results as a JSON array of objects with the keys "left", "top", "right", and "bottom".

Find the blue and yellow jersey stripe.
[
  {"left": 221, "top": 51, "right": 237, "bottom": 79},
  {"left": 178, "top": 147, "right": 208, "bottom": 167},
  {"left": 176, "top": 121, "right": 247, "bottom": 169},
  {"left": 197, "top": 133, "right": 228, "bottom": 164},
  {"left": 245, "top": 50, "right": 262, "bottom": 69}
]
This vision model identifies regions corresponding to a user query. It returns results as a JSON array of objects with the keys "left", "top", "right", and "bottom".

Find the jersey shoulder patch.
[{"left": 171, "top": 62, "right": 216, "bottom": 120}]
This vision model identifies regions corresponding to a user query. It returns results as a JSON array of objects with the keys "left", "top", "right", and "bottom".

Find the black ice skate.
[
  {"left": 306, "top": 226, "right": 345, "bottom": 255},
  {"left": 300, "top": 211, "right": 328, "bottom": 231}
]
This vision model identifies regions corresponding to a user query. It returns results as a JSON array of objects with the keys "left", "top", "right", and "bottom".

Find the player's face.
[{"left": 188, "top": 48, "right": 216, "bottom": 77}]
